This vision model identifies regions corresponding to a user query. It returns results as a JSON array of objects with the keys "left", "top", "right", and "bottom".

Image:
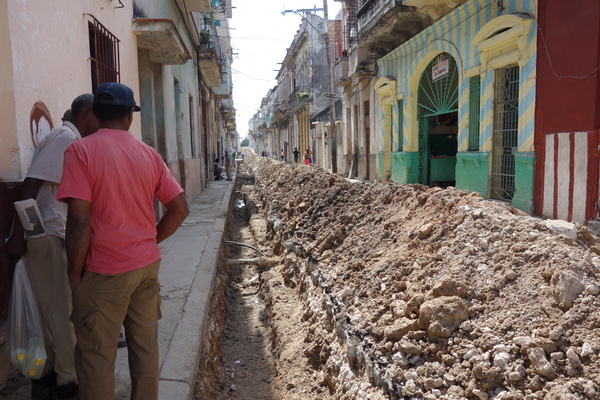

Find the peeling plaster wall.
[{"left": 0, "top": 0, "right": 141, "bottom": 183}]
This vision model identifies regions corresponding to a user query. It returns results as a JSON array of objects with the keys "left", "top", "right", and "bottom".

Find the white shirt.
[{"left": 26, "top": 122, "right": 81, "bottom": 238}]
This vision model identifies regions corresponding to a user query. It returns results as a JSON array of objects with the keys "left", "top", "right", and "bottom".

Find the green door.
[{"left": 417, "top": 53, "right": 459, "bottom": 185}]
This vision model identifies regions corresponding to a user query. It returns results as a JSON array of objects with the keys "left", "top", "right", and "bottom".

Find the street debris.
[{"left": 242, "top": 151, "right": 600, "bottom": 400}]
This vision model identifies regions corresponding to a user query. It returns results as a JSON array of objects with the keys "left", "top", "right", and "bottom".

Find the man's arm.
[
  {"left": 156, "top": 193, "right": 189, "bottom": 244},
  {"left": 65, "top": 198, "right": 91, "bottom": 285},
  {"left": 4, "top": 178, "right": 44, "bottom": 261}
]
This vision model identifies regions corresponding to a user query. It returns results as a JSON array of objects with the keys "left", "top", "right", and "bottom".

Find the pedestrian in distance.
[
  {"left": 304, "top": 148, "right": 312, "bottom": 165},
  {"left": 57, "top": 82, "right": 189, "bottom": 400},
  {"left": 280, "top": 149, "right": 284, "bottom": 161},
  {"left": 214, "top": 158, "right": 223, "bottom": 180},
  {"left": 5, "top": 94, "right": 99, "bottom": 400},
  {"left": 293, "top": 147, "right": 300, "bottom": 163}
]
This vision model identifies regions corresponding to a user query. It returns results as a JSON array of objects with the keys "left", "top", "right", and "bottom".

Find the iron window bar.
[{"left": 86, "top": 14, "right": 121, "bottom": 90}]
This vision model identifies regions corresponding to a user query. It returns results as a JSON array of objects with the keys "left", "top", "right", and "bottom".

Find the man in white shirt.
[{"left": 5, "top": 94, "right": 98, "bottom": 400}]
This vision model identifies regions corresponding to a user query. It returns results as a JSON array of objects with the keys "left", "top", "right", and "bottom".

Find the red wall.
[{"left": 534, "top": 0, "right": 600, "bottom": 219}]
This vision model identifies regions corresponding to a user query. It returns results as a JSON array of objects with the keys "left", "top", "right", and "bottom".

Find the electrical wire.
[{"left": 533, "top": 0, "right": 600, "bottom": 80}]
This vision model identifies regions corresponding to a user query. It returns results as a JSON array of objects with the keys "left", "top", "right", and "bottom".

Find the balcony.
[
  {"left": 405, "top": 0, "right": 468, "bottom": 21},
  {"left": 133, "top": 19, "right": 191, "bottom": 65},
  {"left": 174, "top": 0, "right": 211, "bottom": 13},
  {"left": 198, "top": 41, "right": 222, "bottom": 87},
  {"left": 356, "top": 0, "right": 427, "bottom": 57}
]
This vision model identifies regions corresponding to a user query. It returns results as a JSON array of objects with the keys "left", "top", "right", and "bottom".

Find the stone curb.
[{"left": 158, "top": 181, "right": 234, "bottom": 400}]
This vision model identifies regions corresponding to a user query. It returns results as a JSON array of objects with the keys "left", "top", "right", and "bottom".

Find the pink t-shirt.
[{"left": 57, "top": 129, "right": 183, "bottom": 274}]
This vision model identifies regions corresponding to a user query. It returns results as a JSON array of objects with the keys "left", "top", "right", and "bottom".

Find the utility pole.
[{"left": 323, "top": 0, "right": 338, "bottom": 173}]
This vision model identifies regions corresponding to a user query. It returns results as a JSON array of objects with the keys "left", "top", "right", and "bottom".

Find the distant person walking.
[
  {"left": 57, "top": 82, "right": 189, "bottom": 400},
  {"left": 304, "top": 148, "right": 312, "bottom": 165},
  {"left": 293, "top": 147, "right": 299, "bottom": 163},
  {"left": 280, "top": 149, "right": 284, "bottom": 161}
]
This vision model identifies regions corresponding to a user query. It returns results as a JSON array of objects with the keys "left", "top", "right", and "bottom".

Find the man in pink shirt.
[{"left": 57, "top": 82, "right": 189, "bottom": 400}]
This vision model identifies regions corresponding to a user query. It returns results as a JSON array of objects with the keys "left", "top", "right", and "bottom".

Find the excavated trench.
[{"left": 196, "top": 152, "right": 600, "bottom": 400}]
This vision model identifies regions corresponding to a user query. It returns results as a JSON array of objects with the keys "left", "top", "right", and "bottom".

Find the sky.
[{"left": 229, "top": 1, "right": 342, "bottom": 138}]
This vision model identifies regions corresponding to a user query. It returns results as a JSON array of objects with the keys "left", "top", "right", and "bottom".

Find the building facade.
[
  {"left": 0, "top": 0, "right": 234, "bottom": 377},
  {"left": 534, "top": 0, "right": 600, "bottom": 225}
]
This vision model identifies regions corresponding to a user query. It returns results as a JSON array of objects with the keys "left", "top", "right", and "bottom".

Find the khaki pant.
[
  {"left": 25, "top": 235, "right": 77, "bottom": 385},
  {"left": 71, "top": 260, "right": 161, "bottom": 400}
]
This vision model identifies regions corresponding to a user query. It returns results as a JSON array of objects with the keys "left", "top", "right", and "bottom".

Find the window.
[
  {"left": 468, "top": 76, "right": 481, "bottom": 151},
  {"left": 189, "top": 95, "right": 197, "bottom": 157},
  {"left": 397, "top": 100, "right": 403, "bottom": 151},
  {"left": 88, "top": 17, "right": 120, "bottom": 90},
  {"left": 490, "top": 65, "right": 519, "bottom": 201}
]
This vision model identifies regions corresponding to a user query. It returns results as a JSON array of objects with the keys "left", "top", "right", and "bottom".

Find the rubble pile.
[{"left": 246, "top": 152, "right": 600, "bottom": 400}]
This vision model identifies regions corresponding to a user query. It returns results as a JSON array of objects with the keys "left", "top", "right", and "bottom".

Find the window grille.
[
  {"left": 347, "top": 0, "right": 359, "bottom": 46},
  {"left": 88, "top": 16, "right": 120, "bottom": 90},
  {"left": 490, "top": 65, "right": 519, "bottom": 201},
  {"left": 468, "top": 76, "right": 481, "bottom": 151},
  {"left": 397, "top": 99, "right": 403, "bottom": 151}
]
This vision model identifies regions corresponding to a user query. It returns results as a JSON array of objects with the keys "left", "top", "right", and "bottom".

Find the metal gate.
[
  {"left": 490, "top": 65, "right": 519, "bottom": 200},
  {"left": 417, "top": 53, "right": 459, "bottom": 184}
]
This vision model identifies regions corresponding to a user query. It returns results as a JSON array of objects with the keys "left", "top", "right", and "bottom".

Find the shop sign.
[{"left": 432, "top": 56, "right": 449, "bottom": 82}]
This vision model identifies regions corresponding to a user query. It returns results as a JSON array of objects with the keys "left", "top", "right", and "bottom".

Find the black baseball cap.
[{"left": 93, "top": 82, "right": 141, "bottom": 112}]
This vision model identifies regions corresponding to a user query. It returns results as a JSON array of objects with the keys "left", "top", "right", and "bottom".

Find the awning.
[{"left": 133, "top": 19, "right": 191, "bottom": 65}]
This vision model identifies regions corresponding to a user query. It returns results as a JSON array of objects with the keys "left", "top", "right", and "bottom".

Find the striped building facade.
[
  {"left": 375, "top": 0, "right": 537, "bottom": 213},
  {"left": 534, "top": 0, "right": 600, "bottom": 224}
]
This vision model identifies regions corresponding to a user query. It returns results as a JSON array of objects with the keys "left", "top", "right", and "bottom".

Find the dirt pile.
[{"left": 246, "top": 151, "right": 600, "bottom": 400}]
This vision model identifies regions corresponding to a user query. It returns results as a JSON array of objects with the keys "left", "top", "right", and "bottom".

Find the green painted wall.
[
  {"left": 455, "top": 152, "right": 489, "bottom": 197},
  {"left": 512, "top": 152, "right": 536, "bottom": 213},
  {"left": 391, "top": 152, "right": 419, "bottom": 184}
]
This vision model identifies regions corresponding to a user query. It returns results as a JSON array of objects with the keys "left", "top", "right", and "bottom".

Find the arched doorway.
[{"left": 417, "top": 53, "right": 459, "bottom": 186}]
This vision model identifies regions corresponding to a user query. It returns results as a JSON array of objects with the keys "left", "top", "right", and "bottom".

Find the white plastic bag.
[{"left": 6, "top": 258, "right": 47, "bottom": 379}]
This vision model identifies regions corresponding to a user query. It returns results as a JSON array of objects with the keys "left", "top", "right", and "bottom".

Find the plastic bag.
[{"left": 6, "top": 257, "right": 47, "bottom": 379}]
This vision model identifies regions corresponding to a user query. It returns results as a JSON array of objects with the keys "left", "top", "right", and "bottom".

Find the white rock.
[
  {"left": 404, "top": 370, "right": 418, "bottom": 381},
  {"left": 544, "top": 219, "right": 577, "bottom": 239},
  {"left": 580, "top": 342, "right": 594, "bottom": 358},
  {"left": 493, "top": 352, "right": 511, "bottom": 371},
  {"left": 403, "top": 379, "right": 418, "bottom": 396},
  {"left": 528, "top": 347, "right": 557, "bottom": 379},
  {"left": 463, "top": 349, "right": 478, "bottom": 361},
  {"left": 567, "top": 348, "right": 580, "bottom": 364},
  {"left": 493, "top": 344, "right": 512, "bottom": 353},
  {"left": 552, "top": 270, "right": 584, "bottom": 310},
  {"left": 549, "top": 326, "right": 563, "bottom": 341},
  {"left": 444, "top": 373, "right": 455, "bottom": 383},
  {"left": 550, "top": 351, "right": 564, "bottom": 360},
  {"left": 507, "top": 371, "right": 523, "bottom": 382}
]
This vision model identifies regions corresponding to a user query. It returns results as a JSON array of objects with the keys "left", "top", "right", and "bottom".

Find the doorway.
[{"left": 417, "top": 53, "right": 459, "bottom": 186}]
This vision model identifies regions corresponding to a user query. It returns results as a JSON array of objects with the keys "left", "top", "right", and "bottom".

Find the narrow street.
[{"left": 197, "top": 151, "right": 600, "bottom": 399}]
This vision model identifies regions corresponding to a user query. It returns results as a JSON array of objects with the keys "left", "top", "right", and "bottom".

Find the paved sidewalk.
[{"left": 115, "top": 179, "right": 233, "bottom": 400}]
